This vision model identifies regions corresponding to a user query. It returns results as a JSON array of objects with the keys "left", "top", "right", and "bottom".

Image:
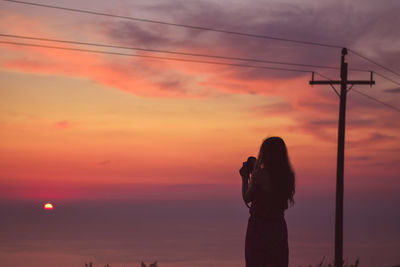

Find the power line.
[
  {"left": 349, "top": 49, "right": 400, "bottom": 79},
  {"left": 4, "top": 1, "right": 399, "bottom": 83},
  {"left": 352, "top": 88, "right": 400, "bottom": 113},
  {"left": 311, "top": 67, "right": 400, "bottom": 95},
  {"left": 2, "top": 40, "right": 399, "bottom": 113},
  {"left": 313, "top": 72, "right": 340, "bottom": 96},
  {"left": 374, "top": 71, "right": 400, "bottom": 87},
  {"left": 0, "top": 40, "right": 314, "bottom": 73},
  {"left": 0, "top": 33, "right": 361, "bottom": 71},
  {"left": 313, "top": 70, "right": 400, "bottom": 113},
  {"left": 314, "top": 71, "right": 334, "bottom": 82},
  {"left": 1, "top": 0, "right": 343, "bottom": 49}
]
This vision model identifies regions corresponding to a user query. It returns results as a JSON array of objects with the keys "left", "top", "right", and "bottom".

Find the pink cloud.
[
  {"left": 54, "top": 120, "right": 71, "bottom": 129},
  {"left": 249, "top": 101, "right": 294, "bottom": 116}
]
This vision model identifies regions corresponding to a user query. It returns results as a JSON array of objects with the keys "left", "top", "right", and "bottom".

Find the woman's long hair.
[{"left": 255, "top": 137, "right": 295, "bottom": 206}]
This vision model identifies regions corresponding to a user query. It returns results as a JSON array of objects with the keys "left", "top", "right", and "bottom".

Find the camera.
[
  {"left": 245, "top": 156, "right": 256, "bottom": 174},
  {"left": 240, "top": 156, "right": 257, "bottom": 178}
]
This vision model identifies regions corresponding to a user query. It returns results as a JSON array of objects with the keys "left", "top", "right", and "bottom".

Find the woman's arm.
[
  {"left": 241, "top": 175, "right": 250, "bottom": 203},
  {"left": 240, "top": 164, "right": 256, "bottom": 203},
  {"left": 242, "top": 176, "right": 256, "bottom": 203},
  {"left": 242, "top": 167, "right": 272, "bottom": 203}
]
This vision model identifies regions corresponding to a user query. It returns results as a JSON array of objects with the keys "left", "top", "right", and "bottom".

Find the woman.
[{"left": 239, "top": 137, "right": 295, "bottom": 267}]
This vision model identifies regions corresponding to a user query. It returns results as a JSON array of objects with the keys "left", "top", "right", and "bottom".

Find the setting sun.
[{"left": 43, "top": 203, "right": 54, "bottom": 210}]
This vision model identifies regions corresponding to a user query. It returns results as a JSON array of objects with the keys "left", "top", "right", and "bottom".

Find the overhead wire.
[
  {"left": 0, "top": 40, "right": 314, "bottom": 73},
  {"left": 352, "top": 89, "right": 400, "bottom": 113},
  {"left": 1, "top": 40, "right": 399, "bottom": 114},
  {"left": 0, "top": 33, "right": 367, "bottom": 71},
  {"left": 0, "top": 0, "right": 343, "bottom": 49},
  {"left": 313, "top": 72, "right": 340, "bottom": 96},
  {"left": 373, "top": 71, "right": 400, "bottom": 87},
  {"left": 3, "top": 0, "right": 399, "bottom": 80},
  {"left": 349, "top": 49, "right": 400, "bottom": 79},
  {"left": 313, "top": 71, "right": 400, "bottom": 113},
  {"left": 1, "top": 1, "right": 399, "bottom": 114},
  {"left": 312, "top": 67, "right": 400, "bottom": 93}
]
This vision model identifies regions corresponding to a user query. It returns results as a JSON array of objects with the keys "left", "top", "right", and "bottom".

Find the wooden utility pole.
[{"left": 309, "top": 48, "right": 375, "bottom": 267}]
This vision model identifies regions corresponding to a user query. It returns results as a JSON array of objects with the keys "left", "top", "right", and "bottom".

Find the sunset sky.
[{"left": 1, "top": 0, "right": 399, "bottom": 266}]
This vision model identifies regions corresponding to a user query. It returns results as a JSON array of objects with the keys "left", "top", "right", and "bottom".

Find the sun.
[{"left": 44, "top": 203, "right": 54, "bottom": 210}]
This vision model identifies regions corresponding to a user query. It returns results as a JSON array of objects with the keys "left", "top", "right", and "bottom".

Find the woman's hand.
[{"left": 239, "top": 162, "right": 250, "bottom": 179}]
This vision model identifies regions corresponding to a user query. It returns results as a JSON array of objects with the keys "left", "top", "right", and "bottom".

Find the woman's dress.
[{"left": 245, "top": 169, "right": 289, "bottom": 267}]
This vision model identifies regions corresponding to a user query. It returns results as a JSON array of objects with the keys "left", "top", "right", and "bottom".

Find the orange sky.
[{"left": 0, "top": 0, "right": 399, "bottom": 201}]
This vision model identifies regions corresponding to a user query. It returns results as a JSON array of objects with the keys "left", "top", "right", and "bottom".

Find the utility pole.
[{"left": 309, "top": 48, "right": 375, "bottom": 267}]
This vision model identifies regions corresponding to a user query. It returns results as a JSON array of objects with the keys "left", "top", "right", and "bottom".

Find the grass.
[
  {"left": 84, "top": 261, "right": 157, "bottom": 267},
  {"left": 299, "top": 257, "right": 360, "bottom": 267},
  {"left": 82, "top": 258, "right": 399, "bottom": 267}
]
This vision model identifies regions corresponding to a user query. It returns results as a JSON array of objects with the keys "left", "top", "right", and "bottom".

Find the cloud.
[
  {"left": 347, "top": 155, "right": 372, "bottom": 162},
  {"left": 2, "top": 0, "right": 400, "bottom": 99},
  {"left": 1, "top": 0, "right": 399, "bottom": 115},
  {"left": 1, "top": 43, "right": 201, "bottom": 98},
  {"left": 53, "top": 120, "right": 71, "bottom": 129},
  {"left": 157, "top": 0, "right": 399, "bottom": 74},
  {"left": 307, "top": 117, "right": 377, "bottom": 128},
  {"left": 308, "top": 119, "right": 336, "bottom": 127},
  {"left": 104, "top": 21, "right": 171, "bottom": 48},
  {"left": 384, "top": 87, "right": 400, "bottom": 94},
  {"left": 249, "top": 101, "right": 294, "bottom": 115},
  {"left": 347, "top": 132, "right": 398, "bottom": 148},
  {"left": 295, "top": 99, "right": 337, "bottom": 113},
  {"left": 99, "top": 160, "right": 111, "bottom": 166},
  {"left": 101, "top": 0, "right": 400, "bottom": 86}
]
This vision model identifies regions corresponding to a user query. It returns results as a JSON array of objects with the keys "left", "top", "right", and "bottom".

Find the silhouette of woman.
[{"left": 240, "top": 137, "right": 295, "bottom": 267}]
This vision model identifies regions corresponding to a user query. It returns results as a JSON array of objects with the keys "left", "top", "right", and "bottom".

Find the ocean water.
[{"left": 1, "top": 186, "right": 399, "bottom": 267}]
